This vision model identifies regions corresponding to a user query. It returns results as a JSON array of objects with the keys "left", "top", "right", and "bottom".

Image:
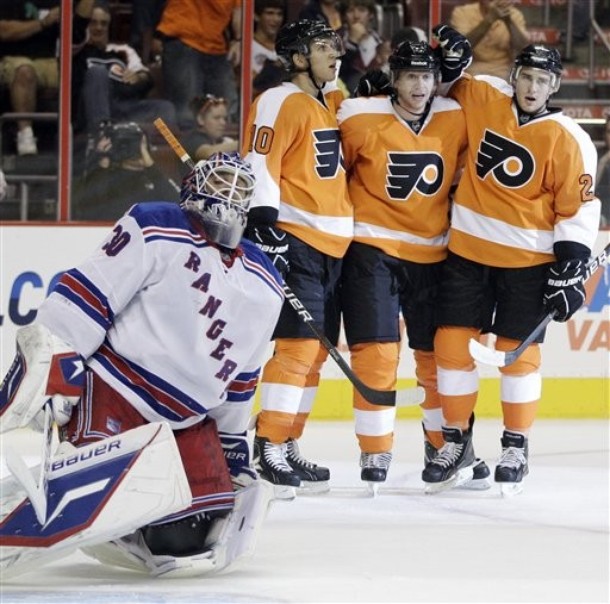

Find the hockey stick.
[
  {"left": 153, "top": 117, "right": 425, "bottom": 408},
  {"left": 469, "top": 242, "right": 610, "bottom": 367}
]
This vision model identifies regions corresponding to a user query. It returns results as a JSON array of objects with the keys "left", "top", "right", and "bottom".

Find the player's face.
[
  {"left": 514, "top": 67, "right": 554, "bottom": 114},
  {"left": 393, "top": 70, "right": 436, "bottom": 114},
  {"left": 308, "top": 35, "right": 343, "bottom": 83}
]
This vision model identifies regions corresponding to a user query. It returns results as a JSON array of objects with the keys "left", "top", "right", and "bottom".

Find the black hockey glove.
[
  {"left": 245, "top": 224, "right": 289, "bottom": 277},
  {"left": 432, "top": 24, "right": 473, "bottom": 83},
  {"left": 355, "top": 69, "right": 393, "bottom": 97},
  {"left": 543, "top": 259, "right": 586, "bottom": 322}
]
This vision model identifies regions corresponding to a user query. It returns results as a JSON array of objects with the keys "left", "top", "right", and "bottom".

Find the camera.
[{"left": 109, "top": 122, "right": 143, "bottom": 162}]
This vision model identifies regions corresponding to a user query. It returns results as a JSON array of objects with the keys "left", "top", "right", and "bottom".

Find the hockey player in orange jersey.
[
  {"left": 242, "top": 19, "right": 353, "bottom": 495},
  {"left": 425, "top": 28, "right": 601, "bottom": 495},
  {"left": 337, "top": 41, "right": 490, "bottom": 493}
]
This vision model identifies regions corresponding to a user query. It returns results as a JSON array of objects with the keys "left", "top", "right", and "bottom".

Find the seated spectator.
[
  {"left": 298, "top": 0, "right": 342, "bottom": 31},
  {"left": 338, "top": 0, "right": 386, "bottom": 95},
  {"left": 450, "top": 0, "right": 529, "bottom": 80},
  {"left": 182, "top": 95, "right": 238, "bottom": 162},
  {"left": 73, "top": 121, "right": 179, "bottom": 221},
  {"left": 597, "top": 116, "right": 610, "bottom": 227},
  {"left": 72, "top": 1, "right": 176, "bottom": 138},
  {"left": 0, "top": 0, "right": 93, "bottom": 155},
  {"left": 252, "top": 0, "right": 285, "bottom": 98}
]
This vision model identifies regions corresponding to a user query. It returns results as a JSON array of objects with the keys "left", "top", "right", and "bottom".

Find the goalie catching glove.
[
  {"left": 432, "top": 24, "right": 473, "bottom": 83},
  {"left": 543, "top": 259, "right": 586, "bottom": 322},
  {"left": 0, "top": 323, "right": 84, "bottom": 433},
  {"left": 245, "top": 224, "right": 289, "bottom": 277}
]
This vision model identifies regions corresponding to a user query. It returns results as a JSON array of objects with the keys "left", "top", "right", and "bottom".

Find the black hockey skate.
[
  {"left": 286, "top": 438, "right": 330, "bottom": 494},
  {"left": 495, "top": 430, "right": 529, "bottom": 497},
  {"left": 360, "top": 452, "right": 392, "bottom": 496},
  {"left": 421, "top": 425, "right": 477, "bottom": 493},
  {"left": 253, "top": 436, "right": 300, "bottom": 499},
  {"left": 423, "top": 414, "right": 491, "bottom": 491}
]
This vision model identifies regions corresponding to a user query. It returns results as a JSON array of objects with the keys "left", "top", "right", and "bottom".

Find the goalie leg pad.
[
  {"left": 1, "top": 422, "right": 192, "bottom": 579},
  {"left": 64, "top": 373, "right": 235, "bottom": 522},
  {"left": 0, "top": 324, "right": 84, "bottom": 433}
]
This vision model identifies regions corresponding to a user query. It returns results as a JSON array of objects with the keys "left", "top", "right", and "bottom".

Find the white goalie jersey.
[{"left": 36, "top": 202, "right": 284, "bottom": 430}]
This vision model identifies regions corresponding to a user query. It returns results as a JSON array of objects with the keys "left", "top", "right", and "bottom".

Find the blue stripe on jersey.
[
  {"left": 226, "top": 368, "right": 260, "bottom": 403},
  {"left": 54, "top": 269, "right": 114, "bottom": 331},
  {"left": 92, "top": 342, "right": 208, "bottom": 423}
]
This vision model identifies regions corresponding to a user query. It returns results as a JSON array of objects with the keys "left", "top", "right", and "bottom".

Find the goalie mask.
[{"left": 180, "top": 152, "right": 255, "bottom": 250}]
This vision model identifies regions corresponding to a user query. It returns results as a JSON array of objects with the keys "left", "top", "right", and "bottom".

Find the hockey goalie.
[{"left": 0, "top": 152, "right": 283, "bottom": 579}]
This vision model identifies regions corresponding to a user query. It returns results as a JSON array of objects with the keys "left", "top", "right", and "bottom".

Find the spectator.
[
  {"left": 182, "top": 95, "right": 238, "bottom": 162},
  {"left": 0, "top": 0, "right": 93, "bottom": 155},
  {"left": 156, "top": 0, "right": 241, "bottom": 129},
  {"left": 450, "top": 0, "right": 529, "bottom": 80},
  {"left": 298, "top": 0, "right": 342, "bottom": 31},
  {"left": 338, "top": 0, "right": 385, "bottom": 94},
  {"left": 252, "top": 0, "right": 285, "bottom": 98},
  {"left": 597, "top": 115, "right": 610, "bottom": 226},
  {"left": 72, "top": 1, "right": 176, "bottom": 138},
  {"left": 73, "top": 122, "right": 179, "bottom": 221},
  {"left": 128, "top": 0, "right": 165, "bottom": 64}
]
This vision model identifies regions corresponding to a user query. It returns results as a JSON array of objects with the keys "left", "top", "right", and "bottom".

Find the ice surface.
[{"left": 1, "top": 419, "right": 608, "bottom": 603}]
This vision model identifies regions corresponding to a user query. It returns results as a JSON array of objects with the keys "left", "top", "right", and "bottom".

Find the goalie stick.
[
  {"left": 153, "top": 117, "right": 425, "bottom": 408},
  {"left": 469, "top": 242, "right": 610, "bottom": 367}
]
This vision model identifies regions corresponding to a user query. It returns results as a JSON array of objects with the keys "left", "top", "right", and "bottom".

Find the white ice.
[{"left": 1, "top": 419, "right": 608, "bottom": 603}]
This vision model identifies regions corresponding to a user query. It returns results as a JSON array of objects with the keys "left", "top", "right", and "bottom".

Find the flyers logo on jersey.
[
  {"left": 386, "top": 152, "right": 444, "bottom": 200},
  {"left": 313, "top": 129, "right": 342, "bottom": 178},
  {"left": 476, "top": 130, "right": 535, "bottom": 188}
]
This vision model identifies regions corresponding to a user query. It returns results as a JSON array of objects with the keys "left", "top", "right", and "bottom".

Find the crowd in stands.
[{"left": 0, "top": 0, "right": 608, "bottom": 224}]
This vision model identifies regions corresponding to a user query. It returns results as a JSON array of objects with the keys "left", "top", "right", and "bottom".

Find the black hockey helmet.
[
  {"left": 388, "top": 41, "right": 440, "bottom": 73},
  {"left": 511, "top": 44, "right": 563, "bottom": 93},
  {"left": 275, "top": 19, "right": 343, "bottom": 70},
  {"left": 514, "top": 44, "right": 563, "bottom": 76}
]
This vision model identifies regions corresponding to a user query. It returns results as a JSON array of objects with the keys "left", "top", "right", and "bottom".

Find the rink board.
[{"left": 1, "top": 224, "right": 609, "bottom": 418}]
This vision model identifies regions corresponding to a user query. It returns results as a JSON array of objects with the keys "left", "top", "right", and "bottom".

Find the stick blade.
[
  {"left": 468, "top": 338, "right": 507, "bottom": 367},
  {"left": 394, "top": 386, "right": 425, "bottom": 407}
]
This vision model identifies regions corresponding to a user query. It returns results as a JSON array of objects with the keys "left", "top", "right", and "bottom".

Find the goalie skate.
[
  {"left": 1, "top": 422, "right": 191, "bottom": 579},
  {"left": 83, "top": 479, "right": 274, "bottom": 576}
]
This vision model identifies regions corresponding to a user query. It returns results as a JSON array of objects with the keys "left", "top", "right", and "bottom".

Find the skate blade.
[
  {"left": 499, "top": 481, "right": 524, "bottom": 498},
  {"left": 424, "top": 466, "right": 474, "bottom": 494},
  {"left": 271, "top": 484, "right": 297, "bottom": 500},
  {"left": 365, "top": 481, "right": 381, "bottom": 497},
  {"left": 456, "top": 476, "right": 492, "bottom": 491},
  {"left": 296, "top": 480, "right": 330, "bottom": 495}
]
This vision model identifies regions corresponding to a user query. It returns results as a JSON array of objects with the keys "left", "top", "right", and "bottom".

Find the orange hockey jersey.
[
  {"left": 243, "top": 83, "right": 353, "bottom": 259},
  {"left": 337, "top": 95, "right": 467, "bottom": 263},
  {"left": 447, "top": 75, "right": 601, "bottom": 268}
]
